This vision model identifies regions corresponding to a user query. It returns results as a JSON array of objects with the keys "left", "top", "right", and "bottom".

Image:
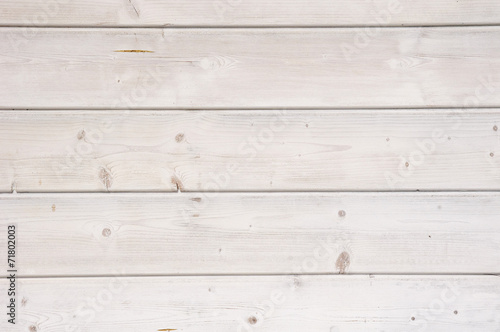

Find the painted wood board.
[
  {"left": 1, "top": 110, "right": 499, "bottom": 192},
  {"left": 1, "top": 192, "right": 499, "bottom": 277},
  {"left": 1, "top": 0, "right": 500, "bottom": 27},
  {"left": 2, "top": 275, "right": 499, "bottom": 331},
  {"left": 1, "top": 28, "right": 500, "bottom": 109}
]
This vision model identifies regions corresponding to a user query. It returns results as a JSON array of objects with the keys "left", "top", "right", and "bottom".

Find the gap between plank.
[
  {"left": 1, "top": 24, "right": 500, "bottom": 29},
  {"left": 2, "top": 106, "right": 500, "bottom": 111},
  {"left": 3, "top": 190, "right": 500, "bottom": 195},
  {"left": 10, "top": 273, "right": 500, "bottom": 280}
]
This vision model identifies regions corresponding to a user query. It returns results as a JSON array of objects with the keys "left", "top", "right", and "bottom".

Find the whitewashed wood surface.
[
  {"left": 2, "top": 275, "right": 499, "bottom": 332},
  {"left": 1, "top": 193, "right": 499, "bottom": 276},
  {"left": 2, "top": 110, "right": 500, "bottom": 192},
  {"left": 1, "top": 0, "right": 500, "bottom": 26},
  {"left": 1, "top": 28, "right": 500, "bottom": 108},
  {"left": 1, "top": 1, "right": 499, "bottom": 330}
]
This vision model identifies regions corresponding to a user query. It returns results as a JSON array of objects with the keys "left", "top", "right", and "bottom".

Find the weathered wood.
[
  {"left": 1, "top": 110, "right": 499, "bottom": 192},
  {"left": 0, "top": 2, "right": 498, "bottom": 331},
  {"left": 1, "top": 193, "right": 499, "bottom": 277},
  {"left": 2, "top": 275, "right": 499, "bottom": 331},
  {"left": 1, "top": 28, "right": 499, "bottom": 108},
  {"left": 1, "top": 0, "right": 500, "bottom": 26}
]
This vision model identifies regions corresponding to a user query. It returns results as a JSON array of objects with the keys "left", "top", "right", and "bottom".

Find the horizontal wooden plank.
[
  {"left": 1, "top": 110, "right": 500, "bottom": 192},
  {"left": 1, "top": 0, "right": 500, "bottom": 26},
  {"left": 1, "top": 28, "right": 500, "bottom": 108},
  {"left": 2, "top": 275, "right": 499, "bottom": 331},
  {"left": 1, "top": 193, "right": 499, "bottom": 276}
]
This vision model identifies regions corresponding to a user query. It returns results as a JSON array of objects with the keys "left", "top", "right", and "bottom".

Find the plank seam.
[
  {"left": 3, "top": 190, "right": 500, "bottom": 195},
  {"left": 2, "top": 24, "right": 500, "bottom": 29},
  {"left": 2, "top": 106, "right": 500, "bottom": 111},
  {"left": 9, "top": 273, "right": 500, "bottom": 280}
]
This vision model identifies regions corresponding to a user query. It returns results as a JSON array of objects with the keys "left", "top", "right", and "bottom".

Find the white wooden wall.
[{"left": 1, "top": 1, "right": 500, "bottom": 331}]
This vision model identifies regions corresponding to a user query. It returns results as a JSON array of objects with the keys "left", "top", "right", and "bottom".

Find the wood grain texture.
[
  {"left": 1, "top": 27, "right": 500, "bottom": 109},
  {"left": 2, "top": 275, "right": 499, "bottom": 331},
  {"left": 1, "top": 0, "right": 500, "bottom": 26},
  {"left": 1, "top": 3, "right": 498, "bottom": 330},
  {"left": 1, "top": 110, "right": 500, "bottom": 192},
  {"left": 1, "top": 193, "right": 499, "bottom": 276}
]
